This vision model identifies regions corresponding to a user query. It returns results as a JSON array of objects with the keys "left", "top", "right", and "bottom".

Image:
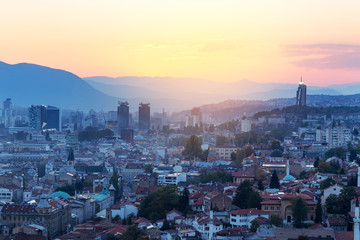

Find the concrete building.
[
  {"left": 1, "top": 195, "right": 71, "bottom": 239},
  {"left": 139, "top": 103, "right": 150, "bottom": 130},
  {"left": 241, "top": 119, "right": 251, "bottom": 133},
  {"left": 117, "top": 101, "right": 129, "bottom": 132},
  {"left": 28, "top": 105, "right": 47, "bottom": 130},
  {"left": 212, "top": 146, "right": 238, "bottom": 160},
  {"left": 326, "top": 126, "right": 352, "bottom": 149},
  {"left": 261, "top": 193, "right": 316, "bottom": 224},
  {"left": 229, "top": 208, "right": 269, "bottom": 228}
]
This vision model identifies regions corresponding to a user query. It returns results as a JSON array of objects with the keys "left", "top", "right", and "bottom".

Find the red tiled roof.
[
  {"left": 232, "top": 172, "right": 255, "bottom": 178},
  {"left": 261, "top": 200, "right": 281, "bottom": 205},
  {"left": 1, "top": 204, "right": 36, "bottom": 213},
  {"left": 328, "top": 217, "right": 346, "bottom": 226},
  {"left": 335, "top": 231, "right": 353, "bottom": 240},
  {"left": 230, "top": 208, "right": 267, "bottom": 215}
]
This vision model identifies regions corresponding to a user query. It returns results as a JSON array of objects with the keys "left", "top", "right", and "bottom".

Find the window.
[
  {"left": 271, "top": 207, "right": 274, "bottom": 210},
  {"left": 265, "top": 207, "right": 268, "bottom": 210}
]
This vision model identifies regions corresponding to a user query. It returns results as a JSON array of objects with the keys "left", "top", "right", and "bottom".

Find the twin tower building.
[{"left": 117, "top": 102, "right": 150, "bottom": 132}]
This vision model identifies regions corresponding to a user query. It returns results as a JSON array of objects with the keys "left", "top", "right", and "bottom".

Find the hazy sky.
[{"left": 1, "top": 0, "right": 360, "bottom": 86}]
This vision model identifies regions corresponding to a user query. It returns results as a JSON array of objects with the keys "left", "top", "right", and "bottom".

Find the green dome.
[
  {"left": 50, "top": 191, "right": 70, "bottom": 199},
  {"left": 283, "top": 175, "right": 296, "bottom": 182}
]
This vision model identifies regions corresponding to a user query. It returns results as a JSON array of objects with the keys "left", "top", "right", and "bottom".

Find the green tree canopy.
[
  {"left": 197, "top": 171, "right": 232, "bottom": 184},
  {"left": 233, "top": 180, "right": 262, "bottom": 209},
  {"left": 291, "top": 197, "right": 308, "bottom": 228},
  {"left": 250, "top": 219, "right": 260, "bottom": 232},
  {"left": 182, "top": 135, "right": 202, "bottom": 159},
  {"left": 320, "top": 178, "right": 336, "bottom": 189},
  {"left": 270, "top": 214, "right": 282, "bottom": 227},
  {"left": 269, "top": 170, "right": 280, "bottom": 189},
  {"left": 315, "top": 197, "right": 323, "bottom": 224},
  {"left": 325, "top": 147, "right": 347, "bottom": 160},
  {"left": 138, "top": 185, "right": 180, "bottom": 222}
]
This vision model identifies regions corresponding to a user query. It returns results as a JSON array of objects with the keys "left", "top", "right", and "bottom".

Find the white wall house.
[{"left": 229, "top": 208, "right": 269, "bottom": 228}]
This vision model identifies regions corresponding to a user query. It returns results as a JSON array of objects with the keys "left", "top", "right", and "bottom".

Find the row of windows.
[{"left": 264, "top": 206, "right": 280, "bottom": 210}]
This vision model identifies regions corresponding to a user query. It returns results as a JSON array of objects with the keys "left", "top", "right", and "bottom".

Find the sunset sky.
[{"left": 1, "top": 0, "right": 360, "bottom": 86}]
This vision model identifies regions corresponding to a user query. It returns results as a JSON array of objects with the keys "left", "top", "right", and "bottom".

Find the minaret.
[
  {"left": 354, "top": 197, "right": 360, "bottom": 240},
  {"left": 286, "top": 159, "right": 290, "bottom": 176},
  {"left": 209, "top": 210, "right": 214, "bottom": 240},
  {"left": 357, "top": 167, "right": 360, "bottom": 187}
]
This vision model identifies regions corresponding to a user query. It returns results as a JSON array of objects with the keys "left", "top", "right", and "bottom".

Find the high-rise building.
[
  {"left": 296, "top": 77, "right": 307, "bottom": 106},
  {"left": 29, "top": 105, "right": 60, "bottom": 131},
  {"left": 2, "top": 98, "right": 13, "bottom": 128},
  {"left": 117, "top": 102, "right": 129, "bottom": 132},
  {"left": 139, "top": 103, "right": 150, "bottom": 130},
  {"left": 241, "top": 118, "right": 251, "bottom": 133},
  {"left": 185, "top": 107, "right": 202, "bottom": 127},
  {"left": 28, "top": 105, "right": 47, "bottom": 130},
  {"left": 46, "top": 106, "right": 60, "bottom": 131}
]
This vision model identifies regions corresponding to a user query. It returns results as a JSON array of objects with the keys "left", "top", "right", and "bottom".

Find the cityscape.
[{"left": 1, "top": 1, "right": 360, "bottom": 240}]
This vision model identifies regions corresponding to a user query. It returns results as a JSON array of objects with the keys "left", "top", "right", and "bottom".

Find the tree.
[
  {"left": 37, "top": 164, "right": 46, "bottom": 178},
  {"left": 161, "top": 220, "right": 171, "bottom": 231},
  {"left": 257, "top": 180, "right": 264, "bottom": 191},
  {"left": 314, "top": 157, "right": 320, "bottom": 168},
  {"left": 78, "top": 127, "right": 114, "bottom": 141},
  {"left": 110, "top": 170, "right": 121, "bottom": 204},
  {"left": 325, "top": 194, "right": 340, "bottom": 214},
  {"left": 138, "top": 185, "right": 179, "bottom": 222},
  {"left": 350, "top": 149, "right": 358, "bottom": 162},
  {"left": 291, "top": 197, "right": 308, "bottom": 228},
  {"left": 318, "top": 162, "right": 332, "bottom": 173},
  {"left": 178, "top": 187, "right": 190, "bottom": 214},
  {"left": 354, "top": 128, "right": 359, "bottom": 137},
  {"left": 198, "top": 171, "right": 232, "bottom": 184},
  {"left": 216, "top": 136, "right": 227, "bottom": 147},
  {"left": 315, "top": 197, "right": 322, "bottom": 224},
  {"left": 297, "top": 236, "right": 309, "bottom": 240},
  {"left": 270, "top": 214, "right": 282, "bottom": 227},
  {"left": 271, "top": 140, "right": 283, "bottom": 151},
  {"left": 233, "top": 180, "right": 253, "bottom": 209},
  {"left": 320, "top": 178, "right": 336, "bottom": 189},
  {"left": 338, "top": 187, "right": 357, "bottom": 214},
  {"left": 247, "top": 191, "right": 262, "bottom": 209},
  {"left": 235, "top": 146, "right": 255, "bottom": 164},
  {"left": 45, "top": 131, "right": 51, "bottom": 141},
  {"left": 250, "top": 219, "right": 260, "bottom": 232},
  {"left": 182, "top": 135, "right": 202, "bottom": 159},
  {"left": 269, "top": 170, "right": 280, "bottom": 189},
  {"left": 325, "top": 147, "right": 347, "bottom": 160},
  {"left": 68, "top": 147, "right": 75, "bottom": 161},
  {"left": 104, "top": 234, "right": 122, "bottom": 240},
  {"left": 144, "top": 164, "right": 153, "bottom": 174},
  {"left": 230, "top": 152, "right": 236, "bottom": 162},
  {"left": 122, "top": 225, "right": 144, "bottom": 240}
]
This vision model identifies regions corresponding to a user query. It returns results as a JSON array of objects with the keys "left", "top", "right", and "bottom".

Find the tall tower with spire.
[{"left": 296, "top": 76, "right": 307, "bottom": 106}]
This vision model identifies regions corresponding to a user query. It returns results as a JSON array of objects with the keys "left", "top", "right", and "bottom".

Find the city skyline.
[{"left": 1, "top": 1, "right": 360, "bottom": 86}]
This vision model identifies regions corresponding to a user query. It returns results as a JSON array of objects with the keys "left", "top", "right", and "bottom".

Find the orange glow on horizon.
[{"left": 1, "top": 0, "right": 360, "bottom": 86}]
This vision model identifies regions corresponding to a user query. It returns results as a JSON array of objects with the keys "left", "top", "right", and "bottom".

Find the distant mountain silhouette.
[
  {"left": 84, "top": 76, "right": 349, "bottom": 103},
  {"left": 0, "top": 61, "right": 117, "bottom": 110}
]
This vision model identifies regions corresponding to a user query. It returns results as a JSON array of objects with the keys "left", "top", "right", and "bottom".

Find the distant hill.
[
  {"left": 0, "top": 61, "right": 117, "bottom": 110},
  {"left": 84, "top": 76, "right": 351, "bottom": 103}
]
